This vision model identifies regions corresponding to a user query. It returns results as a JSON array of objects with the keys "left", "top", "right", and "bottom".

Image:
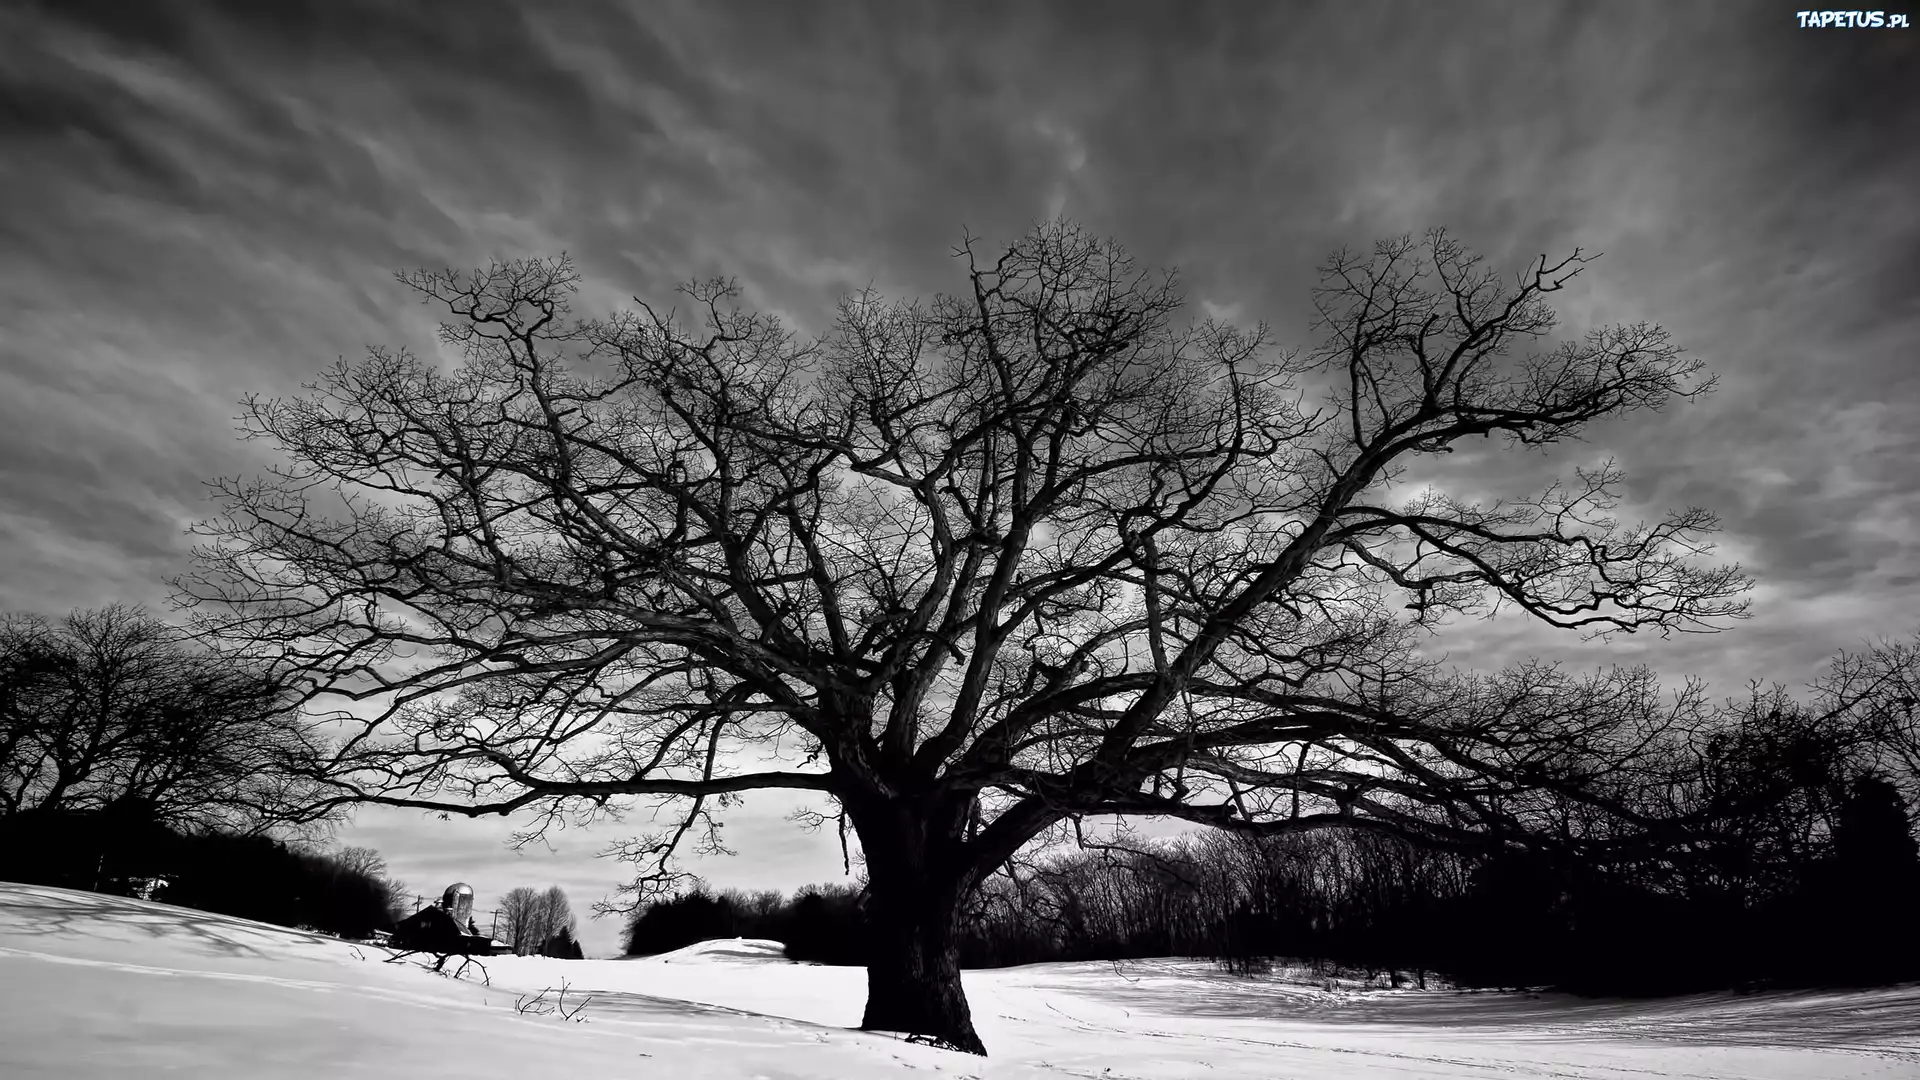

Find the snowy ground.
[{"left": 2, "top": 882, "right": 1916, "bottom": 1079}]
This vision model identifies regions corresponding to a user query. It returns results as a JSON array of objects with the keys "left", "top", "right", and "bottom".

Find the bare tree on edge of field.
[
  {"left": 0, "top": 604, "right": 333, "bottom": 835},
  {"left": 497, "top": 884, "right": 577, "bottom": 955},
  {"left": 176, "top": 221, "right": 1753, "bottom": 1055}
]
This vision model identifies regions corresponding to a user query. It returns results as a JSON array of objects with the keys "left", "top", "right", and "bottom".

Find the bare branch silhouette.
[{"left": 177, "top": 222, "right": 1749, "bottom": 1054}]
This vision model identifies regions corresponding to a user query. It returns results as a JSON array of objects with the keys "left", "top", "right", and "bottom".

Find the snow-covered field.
[{"left": 2, "top": 882, "right": 1915, "bottom": 1079}]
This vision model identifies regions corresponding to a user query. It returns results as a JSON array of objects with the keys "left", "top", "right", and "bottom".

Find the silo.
[{"left": 441, "top": 882, "right": 475, "bottom": 927}]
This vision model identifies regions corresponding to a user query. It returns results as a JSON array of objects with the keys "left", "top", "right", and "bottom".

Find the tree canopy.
[{"left": 179, "top": 221, "right": 1753, "bottom": 1053}]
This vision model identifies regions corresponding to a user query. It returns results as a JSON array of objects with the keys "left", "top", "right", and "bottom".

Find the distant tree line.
[
  {"left": 626, "top": 641, "right": 1920, "bottom": 993},
  {"left": 2, "top": 806, "right": 408, "bottom": 941},
  {"left": 628, "top": 777, "right": 1917, "bottom": 991},
  {"left": 623, "top": 880, "right": 869, "bottom": 965}
]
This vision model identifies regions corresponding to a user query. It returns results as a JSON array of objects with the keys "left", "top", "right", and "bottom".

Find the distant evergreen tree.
[
  {"left": 542, "top": 925, "right": 585, "bottom": 959},
  {"left": 1833, "top": 776, "right": 1920, "bottom": 870},
  {"left": 780, "top": 884, "right": 867, "bottom": 966},
  {"left": 622, "top": 885, "right": 740, "bottom": 956},
  {"left": 1819, "top": 775, "right": 1920, "bottom": 980}
]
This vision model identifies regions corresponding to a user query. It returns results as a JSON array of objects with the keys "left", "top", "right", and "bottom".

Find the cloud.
[{"left": 2, "top": 0, "right": 1914, "bottom": 920}]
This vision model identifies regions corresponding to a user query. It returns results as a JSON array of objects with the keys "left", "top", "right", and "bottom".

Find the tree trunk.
[
  {"left": 858, "top": 866, "right": 985, "bottom": 1055},
  {"left": 847, "top": 787, "right": 989, "bottom": 1056}
]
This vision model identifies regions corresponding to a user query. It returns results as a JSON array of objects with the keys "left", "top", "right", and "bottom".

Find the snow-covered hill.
[{"left": 2, "top": 881, "right": 1915, "bottom": 1079}]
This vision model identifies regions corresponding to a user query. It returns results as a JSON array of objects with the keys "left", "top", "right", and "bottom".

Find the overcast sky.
[{"left": 3, "top": 1, "right": 1915, "bottom": 956}]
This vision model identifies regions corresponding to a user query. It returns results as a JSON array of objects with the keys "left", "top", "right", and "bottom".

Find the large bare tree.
[
  {"left": 496, "top": 886, "right": 542, "bottom": 954},
  {"left": 497, "top": 884, "right": 576, "bottom": 955},
  {"left": 178, "top": 222, "right": 1750, "bottom": 1054}
]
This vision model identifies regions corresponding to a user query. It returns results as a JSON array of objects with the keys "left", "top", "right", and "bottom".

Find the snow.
[{"left": 2, "top": 883, "right": 1916, "bottom": 1079}]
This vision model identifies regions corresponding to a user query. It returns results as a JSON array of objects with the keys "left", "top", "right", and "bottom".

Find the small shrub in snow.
[{"left": 514, "top": 981, "right": 593, "bottom": 1023}]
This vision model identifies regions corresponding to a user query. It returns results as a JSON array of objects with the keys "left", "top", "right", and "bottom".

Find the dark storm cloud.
[{"left": 2, "top": 0, "right": 1914, "bottom": 912}]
